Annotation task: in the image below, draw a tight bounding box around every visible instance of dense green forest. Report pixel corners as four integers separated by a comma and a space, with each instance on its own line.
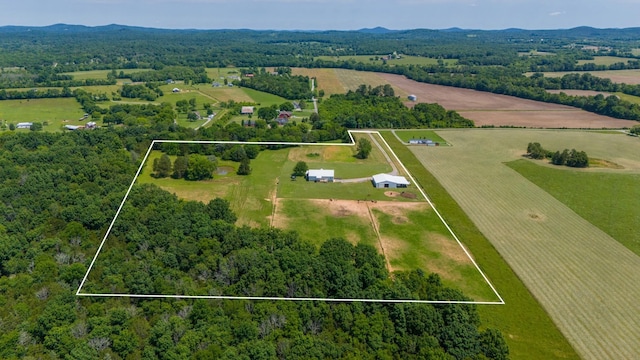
0, 129, 508, 359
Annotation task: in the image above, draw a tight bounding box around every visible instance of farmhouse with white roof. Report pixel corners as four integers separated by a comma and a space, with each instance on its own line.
306, 169, 334, 182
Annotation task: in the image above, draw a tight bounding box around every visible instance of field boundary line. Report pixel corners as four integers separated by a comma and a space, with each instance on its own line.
77, 131, 503, 305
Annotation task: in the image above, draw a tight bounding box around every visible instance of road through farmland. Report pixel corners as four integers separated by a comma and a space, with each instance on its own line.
410, 129, 640, 360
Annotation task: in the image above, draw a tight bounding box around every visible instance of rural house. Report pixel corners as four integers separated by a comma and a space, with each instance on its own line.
276, 111, 292, 125
372, 173, 410, 188
241, 106, 254, 115
306, 169, 334, 182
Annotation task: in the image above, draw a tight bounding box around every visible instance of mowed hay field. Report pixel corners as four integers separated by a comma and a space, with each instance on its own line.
377, 72, 639, 128
292, 68, 409, 98
538, 69, 640, 85
409, 129, 640, 359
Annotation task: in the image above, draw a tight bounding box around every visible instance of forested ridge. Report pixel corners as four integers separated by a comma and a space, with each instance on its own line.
0, 128, 508, 359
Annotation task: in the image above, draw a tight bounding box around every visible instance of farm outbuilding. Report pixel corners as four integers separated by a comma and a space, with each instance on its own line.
306, 169, 334, 182
16, 122, 33, 129
241, 106, 254, 115
372, 174, 410, 188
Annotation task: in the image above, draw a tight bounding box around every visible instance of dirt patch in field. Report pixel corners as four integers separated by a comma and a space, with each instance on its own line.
379, 73, 639, 128
590, 158, 625, 169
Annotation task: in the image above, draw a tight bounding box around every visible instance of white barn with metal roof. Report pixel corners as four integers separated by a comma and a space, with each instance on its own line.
372, 173, 410, 188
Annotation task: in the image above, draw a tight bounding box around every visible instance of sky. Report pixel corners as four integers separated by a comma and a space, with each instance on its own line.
1, 0, 639, 31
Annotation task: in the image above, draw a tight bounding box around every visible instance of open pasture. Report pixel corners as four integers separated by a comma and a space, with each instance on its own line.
334, 69, 409, 98
315, 55, 456, 67
273, 198, 497, 301
292, 68, 346, 96
409, 128, 640, 359
577, 56, 632, 66
0, 97, 86, 131
506, 159, 640, 256
61, 68, 151, 81
378, 72, 639, 128
536, 69, 640, 85
392, 129, 449, 144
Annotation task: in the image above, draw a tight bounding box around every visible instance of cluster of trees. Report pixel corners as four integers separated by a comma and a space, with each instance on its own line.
318, 85, 474, 129
119, 83, 164, 101
526, 142, 589, 168
238, 68, 313, 100
152, 153, 218, 180
0, 128, 509, 358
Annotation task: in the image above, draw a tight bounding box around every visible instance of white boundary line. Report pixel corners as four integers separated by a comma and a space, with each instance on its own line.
77, 130, 504, 305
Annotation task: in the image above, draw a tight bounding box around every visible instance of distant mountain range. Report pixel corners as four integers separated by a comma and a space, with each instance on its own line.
0, 24, 639, 34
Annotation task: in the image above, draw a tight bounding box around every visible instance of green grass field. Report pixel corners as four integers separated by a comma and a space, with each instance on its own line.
392, 129, 449, 144
404, 129, 640, 359
315, 55, 457, 67
381, 130, 579, 360
577, 56, 632, 66
0, 98, 87, 131
61, 69, 152, 81
241, 87, 287, 106
506, 159, 640, 256
277, 198, 379, 248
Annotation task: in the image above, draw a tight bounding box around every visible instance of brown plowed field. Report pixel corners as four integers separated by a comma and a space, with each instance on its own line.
377, 73, 639, 128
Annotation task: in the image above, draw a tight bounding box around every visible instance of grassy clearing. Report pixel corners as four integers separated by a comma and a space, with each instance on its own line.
241, 87, 287, 106
137, 149, 287, 227
380, 130, 579, 360
61, 68, 152, 80
332, 69, 409, 98
292, 68, 346, 96
0, 98, 86, 131
315, 55, 457, 67
577, 56, 632, 66
205, 67, 241, 80
372, 205, 498, 302
506, 159, 640, 256
393, 129, 449, 144
277, 198, 378, 249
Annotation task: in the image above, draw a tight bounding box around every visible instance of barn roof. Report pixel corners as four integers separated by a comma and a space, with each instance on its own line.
306, 169, 334, 178
372, 173, 410, 185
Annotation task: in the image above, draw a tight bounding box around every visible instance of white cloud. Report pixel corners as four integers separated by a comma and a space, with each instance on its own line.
549, 11, 565, 16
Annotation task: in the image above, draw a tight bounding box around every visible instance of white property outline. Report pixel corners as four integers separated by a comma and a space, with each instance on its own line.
77, 131, 504, 305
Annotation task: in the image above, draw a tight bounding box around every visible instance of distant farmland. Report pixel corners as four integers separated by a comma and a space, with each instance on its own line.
409, 129, 640, 360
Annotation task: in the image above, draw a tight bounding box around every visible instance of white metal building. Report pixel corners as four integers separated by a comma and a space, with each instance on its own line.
306, 169, 334, 182
372, 173, 410, 188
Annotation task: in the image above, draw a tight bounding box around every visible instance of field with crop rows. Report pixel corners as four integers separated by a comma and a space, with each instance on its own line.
409, 129, 640, 359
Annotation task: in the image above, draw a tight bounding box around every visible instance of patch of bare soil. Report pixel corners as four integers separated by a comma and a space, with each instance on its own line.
458, 110, 638, 128
379, 72, 640, 128
590, 158, 624, 169
308, 199, 372, 220
370, 202, 429, 225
